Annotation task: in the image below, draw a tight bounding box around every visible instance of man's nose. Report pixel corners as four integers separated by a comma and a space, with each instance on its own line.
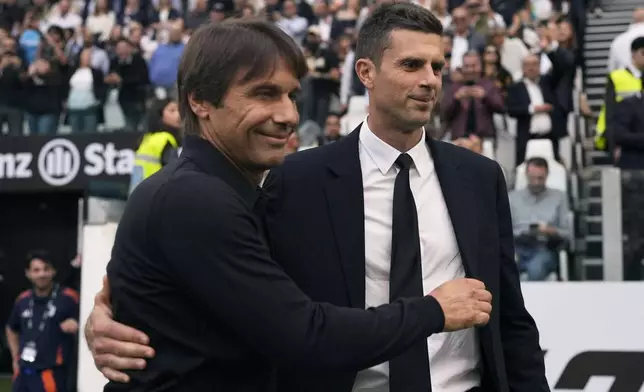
273, 96, 299, 128
419, 66, 440, 88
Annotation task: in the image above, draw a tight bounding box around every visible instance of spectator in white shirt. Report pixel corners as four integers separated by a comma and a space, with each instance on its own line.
86, 0, 116, 42
430, 0, 451, 29
44, 0, 82, 31
276, 0, 309, 45
608, 8, 644, 72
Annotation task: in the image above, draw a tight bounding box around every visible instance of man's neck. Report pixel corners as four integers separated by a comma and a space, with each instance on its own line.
366, 110, 423, 153
34, 284, 54, 297
202, 133, 264, 186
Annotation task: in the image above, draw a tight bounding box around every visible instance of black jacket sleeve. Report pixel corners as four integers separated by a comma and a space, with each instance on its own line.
495, 163, 549, 392
613, 97, 644, 149
154, 175, 445, 372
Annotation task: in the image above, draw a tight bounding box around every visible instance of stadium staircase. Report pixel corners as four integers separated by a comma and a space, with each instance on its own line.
575, 0, 640, 279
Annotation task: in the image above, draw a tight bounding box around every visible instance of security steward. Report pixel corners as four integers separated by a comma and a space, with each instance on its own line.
613, 40, 644, 168
5, 252, 80, 392
129, 99, 182, 194
595, 36, 644, 160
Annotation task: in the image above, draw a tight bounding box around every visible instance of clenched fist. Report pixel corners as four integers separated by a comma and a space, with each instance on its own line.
430, 278, 492, 331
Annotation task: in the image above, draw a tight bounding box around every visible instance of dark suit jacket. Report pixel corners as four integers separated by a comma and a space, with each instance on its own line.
613, 94, 644, 169
546, 47, 576, 139
263, 127, 548, 392
506, 77, 557, 137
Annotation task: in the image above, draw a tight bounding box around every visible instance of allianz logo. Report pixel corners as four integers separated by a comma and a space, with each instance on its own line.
0, 139, 134, 186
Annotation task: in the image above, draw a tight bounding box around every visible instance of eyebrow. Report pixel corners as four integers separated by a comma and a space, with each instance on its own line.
248, 82, 302, 96
432, 60, 446, 70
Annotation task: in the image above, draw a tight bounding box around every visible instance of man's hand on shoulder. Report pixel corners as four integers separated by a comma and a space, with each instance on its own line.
85, 276, 155, 382
430, 278, 492, 331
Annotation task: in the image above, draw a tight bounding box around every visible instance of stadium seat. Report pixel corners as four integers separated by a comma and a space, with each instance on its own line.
514, 139, 568, 192
341, 95, 368, 135
482, 139, 495, 160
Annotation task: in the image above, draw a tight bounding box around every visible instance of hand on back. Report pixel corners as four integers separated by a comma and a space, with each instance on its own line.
85, 276, 155, 382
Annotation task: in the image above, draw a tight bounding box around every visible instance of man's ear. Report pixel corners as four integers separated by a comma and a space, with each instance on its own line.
355, 58, 376, 90
187, 93, 210, 120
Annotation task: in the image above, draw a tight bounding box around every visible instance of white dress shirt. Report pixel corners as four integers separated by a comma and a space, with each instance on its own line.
524, 78, 552, 135
352, 121, 481, 392
451, 34, 469, 71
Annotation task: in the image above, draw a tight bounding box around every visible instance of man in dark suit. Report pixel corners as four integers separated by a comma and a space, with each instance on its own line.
507, 54, 558, 165
84, 4, 547, 392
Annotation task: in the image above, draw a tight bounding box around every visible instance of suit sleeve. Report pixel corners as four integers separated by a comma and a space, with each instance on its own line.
156, 175, 445, 372
495, 163, 549, 392
505, 84, 530, 118
613, 98, 644, 149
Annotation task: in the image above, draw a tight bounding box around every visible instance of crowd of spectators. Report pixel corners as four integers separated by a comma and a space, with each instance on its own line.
0, 0, 579, 139
0, 0, 637, 285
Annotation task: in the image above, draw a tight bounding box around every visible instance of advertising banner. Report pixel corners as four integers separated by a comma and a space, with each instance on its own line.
522, 283, 644, 392
0, 133, 140, 192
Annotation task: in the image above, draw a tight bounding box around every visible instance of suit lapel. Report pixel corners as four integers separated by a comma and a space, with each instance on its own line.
324, 127, 366, 308
426, 136, 480, 278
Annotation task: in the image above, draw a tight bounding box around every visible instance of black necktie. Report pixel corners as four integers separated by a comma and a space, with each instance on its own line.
389, 153, 431, 392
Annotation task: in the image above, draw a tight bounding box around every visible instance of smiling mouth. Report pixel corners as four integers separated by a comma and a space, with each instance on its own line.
410, 96, 434, 103
258, 132, 290, 142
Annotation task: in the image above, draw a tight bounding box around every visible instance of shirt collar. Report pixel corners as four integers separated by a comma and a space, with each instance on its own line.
359, 118, 433, 177
181, 135, 259, 208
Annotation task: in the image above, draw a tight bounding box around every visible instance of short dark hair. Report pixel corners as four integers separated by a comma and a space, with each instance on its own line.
631, 36, 644, 52
355, 2, 443, 67
178, 19, 308, 136
526, 157, 549, 171
26, 250, 53, 269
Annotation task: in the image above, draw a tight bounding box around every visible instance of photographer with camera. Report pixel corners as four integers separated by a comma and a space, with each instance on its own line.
509, 157, 571, 281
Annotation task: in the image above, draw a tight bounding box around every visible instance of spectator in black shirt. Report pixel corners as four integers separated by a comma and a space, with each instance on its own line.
106, 37, 149, 131
0, 35, 25, 135
0, 0, 25, 33
24, 58, 64, 135
306, 31, 343, 127
84, 20, 467, 391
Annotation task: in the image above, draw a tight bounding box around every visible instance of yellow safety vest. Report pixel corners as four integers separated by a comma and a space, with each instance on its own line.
595, 69, 642, 150
129, 131, 178, 194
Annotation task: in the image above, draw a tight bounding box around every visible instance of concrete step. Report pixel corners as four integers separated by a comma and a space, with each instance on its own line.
584, 50, 610, 59
586, 67, 608, 77
585, 41, 612, 51
585, 87, 606, 96
586, 58, 609, 68
587, 12, 634, 26
601, 0, 642, 6
581, 257, 603, 266
586, 76, 608, 86
604, 3, 642, 12
584, 33, 621, 42
586, 21, 630, 31
587, 98, 604, 108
